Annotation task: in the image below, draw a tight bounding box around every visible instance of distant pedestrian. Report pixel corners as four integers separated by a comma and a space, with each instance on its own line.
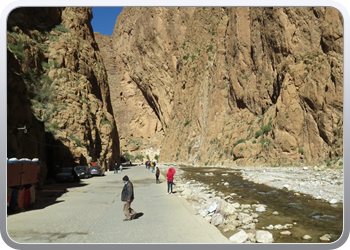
151, 162, 155, 173
120, 165, 123, 172
155, 167, 160, 184
121, 175, 136, 221
167, 168, 175, 194
114, 163, 118, 174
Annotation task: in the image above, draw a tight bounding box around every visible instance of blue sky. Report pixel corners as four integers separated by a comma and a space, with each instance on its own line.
91, 7, 123, 36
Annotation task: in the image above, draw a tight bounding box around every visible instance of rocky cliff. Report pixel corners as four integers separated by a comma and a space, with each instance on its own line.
94, 32, 163, 160
108, 7, 343, 166
7, 7, 119, 179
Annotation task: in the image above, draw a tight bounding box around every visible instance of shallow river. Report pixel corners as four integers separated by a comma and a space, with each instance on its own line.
179, 166, 343, 243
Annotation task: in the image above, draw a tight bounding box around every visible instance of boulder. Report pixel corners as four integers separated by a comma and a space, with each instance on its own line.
255, 230, 274, 243
274, 224, 283, 230
280, 231, 292, 236
255, 205, 266, 212
303, 235, 312, 240
241, 215, 254, 225
329, 199, 338, 204
216, 200, 236, 216
229, 230, 249, 243
210, 213, 224, 226
320, 234, 332, 242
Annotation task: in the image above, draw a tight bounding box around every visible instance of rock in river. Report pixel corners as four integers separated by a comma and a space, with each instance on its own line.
302, 235, 312, 240
280, 231, 292, 236
229, 229, 248, 243
329, 199, 338, 204
320, 234, 332, 242
255, 230, 274, 243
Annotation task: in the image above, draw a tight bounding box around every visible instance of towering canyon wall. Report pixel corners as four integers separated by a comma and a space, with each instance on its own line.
95, 32, 163, 160
108, 7, 343, 166
7, 7, 119, 179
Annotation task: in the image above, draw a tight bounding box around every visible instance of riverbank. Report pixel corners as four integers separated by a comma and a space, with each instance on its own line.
158, 163, 343, 243
161, 162, 343, 203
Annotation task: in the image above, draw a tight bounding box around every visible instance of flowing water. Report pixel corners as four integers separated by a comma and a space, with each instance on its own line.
179, 166, 343, 243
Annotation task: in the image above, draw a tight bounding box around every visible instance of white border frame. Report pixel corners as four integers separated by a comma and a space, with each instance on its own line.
1, 1, 348, 250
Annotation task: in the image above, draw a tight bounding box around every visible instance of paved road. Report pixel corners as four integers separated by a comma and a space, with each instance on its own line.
6, 164, 230, 244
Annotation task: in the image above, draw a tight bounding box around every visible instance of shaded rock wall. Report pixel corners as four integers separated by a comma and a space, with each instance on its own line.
106, 7, 343, 166
7, 7, 119, 179
94, 32, 163, 160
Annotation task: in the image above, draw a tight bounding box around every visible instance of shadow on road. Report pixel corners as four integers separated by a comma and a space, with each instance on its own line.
132, 212, 144, 220
7, 180, 89, 216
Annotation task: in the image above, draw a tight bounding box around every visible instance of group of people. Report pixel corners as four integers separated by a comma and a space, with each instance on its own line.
120, 166, 175, 221
145, 160, 157, 173
145, 160, 161, 183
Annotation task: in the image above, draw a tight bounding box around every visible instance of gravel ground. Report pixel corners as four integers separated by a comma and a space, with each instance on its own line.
234, 165, 344, 204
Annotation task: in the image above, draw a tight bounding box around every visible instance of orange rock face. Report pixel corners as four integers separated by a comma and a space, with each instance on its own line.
105, 7, 343, 166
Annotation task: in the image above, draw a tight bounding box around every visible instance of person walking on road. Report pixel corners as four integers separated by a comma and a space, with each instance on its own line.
114, 163, 118, 174
155, 167, 160, 184
167, 168, 175, 194
120, 164, 123, 172
121, 175, 136, 221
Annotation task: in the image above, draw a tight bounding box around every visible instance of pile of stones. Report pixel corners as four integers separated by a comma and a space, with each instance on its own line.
174, 179, 274, 243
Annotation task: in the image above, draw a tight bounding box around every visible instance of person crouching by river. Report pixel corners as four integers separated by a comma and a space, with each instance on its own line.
167, 168, 175, 194
121, 175, 136, 221
155, 167, 160, 184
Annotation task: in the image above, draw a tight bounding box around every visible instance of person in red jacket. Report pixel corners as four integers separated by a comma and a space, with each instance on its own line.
167, 168, 175, 194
